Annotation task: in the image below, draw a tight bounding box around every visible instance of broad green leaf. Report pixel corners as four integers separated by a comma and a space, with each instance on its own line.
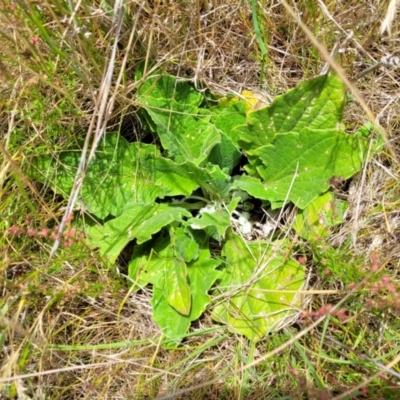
237, 74, 345, 154
137, 73, 221, 165
193, 163, 232, 199
86, 204, 191, 263
212, 230, 305, 341
149, 158, 232, 200
187, 209, 230, 241
212, 101, 247, 146
235, 111, 276, 152
128, 235, 171, 289
186, 247, 222, 320
164, 256, 191, 316
235, 128, 369, 209
127, 234, 191, 315
147, 105, 221, 165
129, 234, 220, 344
293, 192, 349, 241
151, 286, 190, 345
232, 175, 271, 202
136, 72, 203, 108
143, 156, 200, 197
28, 134, 163, 218
127, 240, 157, 289
262, 73, 345, 133
170, 228, 199, 262
152, 246, 221, 345
208, 132, 242, 174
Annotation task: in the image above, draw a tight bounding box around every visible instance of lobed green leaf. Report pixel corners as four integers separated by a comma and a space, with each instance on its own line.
235, 128, 369, 209
28, 134, 164, 218
87, 204, 191, 263
212, 229, 305, 341
137, 74, 221, 165
128, 233, 220, 344
293, 192, 349, 241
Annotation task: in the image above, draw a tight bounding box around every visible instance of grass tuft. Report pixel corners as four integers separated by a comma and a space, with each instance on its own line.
1, 1, 400, 399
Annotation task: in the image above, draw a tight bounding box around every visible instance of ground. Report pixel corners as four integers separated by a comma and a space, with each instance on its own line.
1, 1, 400, 399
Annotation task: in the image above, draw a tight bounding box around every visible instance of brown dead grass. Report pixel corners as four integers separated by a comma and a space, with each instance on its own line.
1, 1, 400, 399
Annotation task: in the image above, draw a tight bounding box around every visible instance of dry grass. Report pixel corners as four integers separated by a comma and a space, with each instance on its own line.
1, 1, 400, 399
